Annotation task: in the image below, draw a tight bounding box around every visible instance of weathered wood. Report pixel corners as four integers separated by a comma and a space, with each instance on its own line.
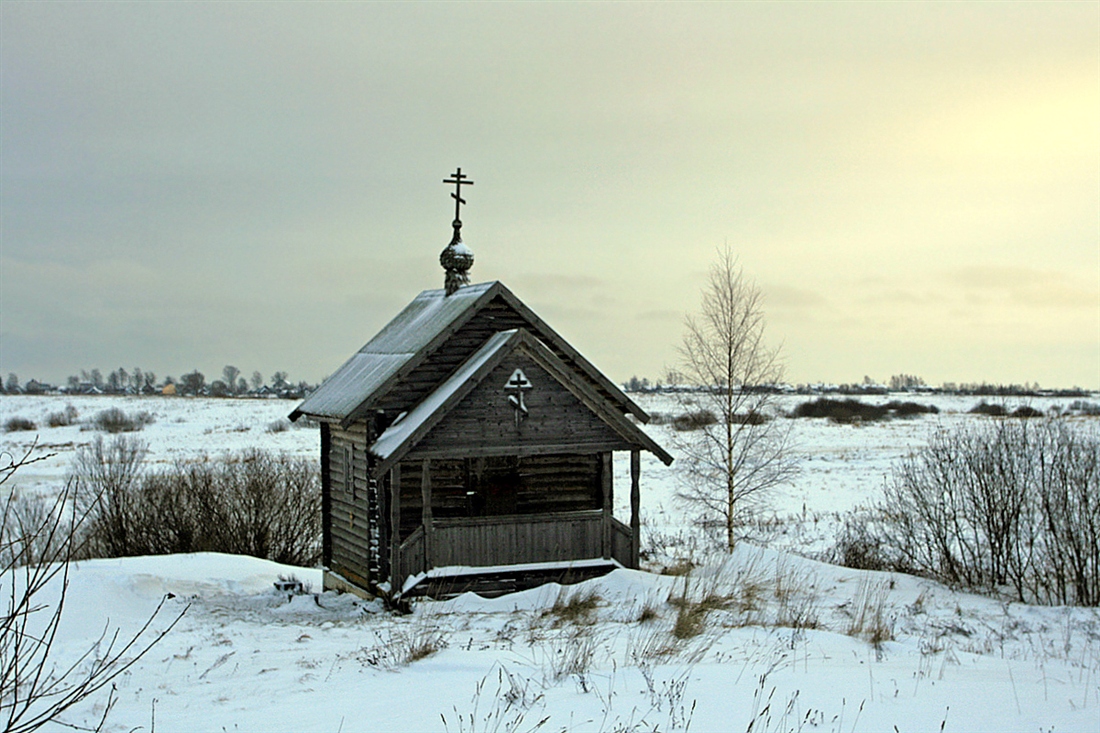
398, 526, 425, 586
601, 453, 612, 560
395, 350, 638, 463
321, 423, 332, 567
310, 283, 672, 596
326, 425, 373, 584
405, 441, 633, 462
610, 517, 632, 567
421, 458, 432, 572
389, 467, 401, 593
432, 511, 606, 566
630, 449, 640, 569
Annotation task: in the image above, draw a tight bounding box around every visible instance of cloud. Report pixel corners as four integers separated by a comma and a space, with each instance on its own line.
764, 284, 828, 309
949, 266, 1098, 309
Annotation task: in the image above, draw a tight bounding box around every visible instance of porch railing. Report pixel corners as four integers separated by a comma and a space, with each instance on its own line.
397, 509, 634, 584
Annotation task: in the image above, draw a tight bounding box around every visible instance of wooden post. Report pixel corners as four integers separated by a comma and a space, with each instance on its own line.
601, 453, 612, 560
630, 449, 641, 569
421, 459, 432, 573
389, 466, 401, 594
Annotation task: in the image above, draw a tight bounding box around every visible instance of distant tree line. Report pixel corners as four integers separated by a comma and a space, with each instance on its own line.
622, 373, 1092, 398
1, 366, 318, 399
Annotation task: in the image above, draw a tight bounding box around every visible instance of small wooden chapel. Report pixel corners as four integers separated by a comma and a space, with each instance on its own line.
291, 169, 672, 599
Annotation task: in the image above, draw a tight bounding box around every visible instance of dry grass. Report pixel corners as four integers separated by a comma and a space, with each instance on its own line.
542, 587, 601, 627
845, 577, 894, 647
660, 559, 697, 577
671, 603, 709, 640
356, 609, 449, 668
636, 602, 661, 624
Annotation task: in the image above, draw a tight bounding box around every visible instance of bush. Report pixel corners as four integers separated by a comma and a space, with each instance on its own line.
266, 419, 291, 433
92, 407, 155, 433
73, 437, 321, 566
883, 400, 939, 417
873, 419, 1100, 606
3, 417, 36, 432
1011, 406, 1044, 418
969, 401, 1007, 416
671, 410, 718, 431
791, 398, 936, 423
830, 510, 895, 572
46, 404, 79, 427
1069, 400, 1100, 416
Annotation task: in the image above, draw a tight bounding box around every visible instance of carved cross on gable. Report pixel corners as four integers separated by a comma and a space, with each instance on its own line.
504, 368, 532, 425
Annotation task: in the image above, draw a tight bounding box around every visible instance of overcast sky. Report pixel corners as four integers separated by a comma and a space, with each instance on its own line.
2, 2, 1097, 389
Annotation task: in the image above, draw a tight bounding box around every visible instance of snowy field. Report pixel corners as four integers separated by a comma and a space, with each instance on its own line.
1, 393, 1099, 731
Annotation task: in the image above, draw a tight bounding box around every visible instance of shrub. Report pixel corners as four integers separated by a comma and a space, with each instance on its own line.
671, 410, 718, 431
1069, 400, 1100, 416
876, 419, 1100, 606
1011, 406, 1044, 418
792, 398, 936, 423
883, 400, 939, 417
266, 419, 291, 433
73, 437, 321, 566
92, 407, 155, 433
969, 401, 1007, 416
3, 417, 36, 432
830, 509, 897, 572
46, 404, 79, 427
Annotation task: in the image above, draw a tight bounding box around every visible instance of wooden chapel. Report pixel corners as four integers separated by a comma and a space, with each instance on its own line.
290, 169, 672, 599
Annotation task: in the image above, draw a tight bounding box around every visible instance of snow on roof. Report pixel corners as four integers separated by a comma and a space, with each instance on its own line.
369, 329, 516, 460
292, 282, 496, 420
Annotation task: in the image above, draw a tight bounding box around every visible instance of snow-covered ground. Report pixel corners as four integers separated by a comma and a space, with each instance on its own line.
2, 393, 1098, 731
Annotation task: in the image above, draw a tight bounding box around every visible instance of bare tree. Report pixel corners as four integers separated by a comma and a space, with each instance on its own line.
0, 444, 183, 731
250, 371, 264, 391
222, 365, 241, 395
179, 370, 205, 396
270, 371, 289, 391
673, 248, 798, 550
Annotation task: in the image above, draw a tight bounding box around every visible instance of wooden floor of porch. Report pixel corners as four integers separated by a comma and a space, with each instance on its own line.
399, 557, 623, 599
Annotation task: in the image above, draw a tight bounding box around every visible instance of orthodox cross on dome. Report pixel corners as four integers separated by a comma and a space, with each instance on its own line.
443, 167, 474, 226
440, 167, 476, 296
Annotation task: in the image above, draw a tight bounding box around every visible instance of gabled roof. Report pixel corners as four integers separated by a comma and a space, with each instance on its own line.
368, 328, 673, 476
290, 281, 647, 425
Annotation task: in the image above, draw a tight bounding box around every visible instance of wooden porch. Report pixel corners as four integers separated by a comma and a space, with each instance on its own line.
390, 451, 643, 598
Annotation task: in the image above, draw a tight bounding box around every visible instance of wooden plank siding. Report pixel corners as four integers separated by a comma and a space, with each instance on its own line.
409, 352, 634, 458
326, 423, 375, 587
374, 297, 627, 424
431, 511, 607, 567
610, 517, 633, 567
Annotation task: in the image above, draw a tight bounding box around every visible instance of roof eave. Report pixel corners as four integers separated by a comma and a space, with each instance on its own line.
340, 283, 505, 429
491, 283, 650, 423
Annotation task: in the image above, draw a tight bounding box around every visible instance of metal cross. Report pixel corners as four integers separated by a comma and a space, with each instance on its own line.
443, 168, 474, 223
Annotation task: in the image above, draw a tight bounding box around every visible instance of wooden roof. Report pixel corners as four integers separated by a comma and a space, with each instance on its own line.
368, 328, 674, 476
290, 281, 648, 426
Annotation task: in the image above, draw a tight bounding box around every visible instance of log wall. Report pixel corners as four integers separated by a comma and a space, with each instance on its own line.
327, 423, 376, 586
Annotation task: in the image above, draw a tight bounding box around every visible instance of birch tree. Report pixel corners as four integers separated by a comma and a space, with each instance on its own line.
674, 248, 798, 550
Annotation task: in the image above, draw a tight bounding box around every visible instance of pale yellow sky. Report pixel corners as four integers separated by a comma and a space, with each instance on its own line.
2, 2, 1097, 388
